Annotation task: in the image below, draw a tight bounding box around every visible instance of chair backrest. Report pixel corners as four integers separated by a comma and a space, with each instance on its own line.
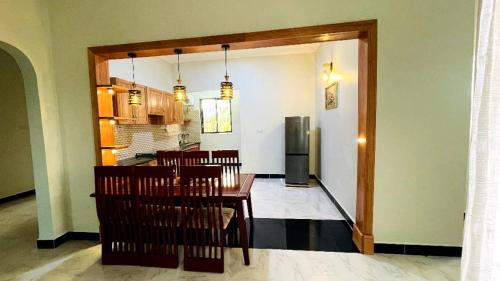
212, 150, 239, 164
157, 150, 183, 177
134, 165, 178, 268
183, 150, 210, 166
212, 150, 240, 187
180, 165, 224, 268
94, 166, 138, 265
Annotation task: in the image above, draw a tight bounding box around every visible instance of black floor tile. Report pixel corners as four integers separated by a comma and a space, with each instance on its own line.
246, 218, 358, 253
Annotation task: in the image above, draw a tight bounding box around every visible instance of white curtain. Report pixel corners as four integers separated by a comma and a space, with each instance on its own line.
461, 0, 500, 280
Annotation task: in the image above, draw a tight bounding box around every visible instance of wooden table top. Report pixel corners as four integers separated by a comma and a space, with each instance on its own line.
92, 173, 255, 201
213, 173, 255, 199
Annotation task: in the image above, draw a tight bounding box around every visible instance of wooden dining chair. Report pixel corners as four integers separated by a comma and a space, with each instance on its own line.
183, 150, 210, 166
94, 166, 139, 265
134, 165, 179, 268
212, 150, 240, 178
157, 150, 183, 178
180, 165, 235, 273
212, 150, 253, 222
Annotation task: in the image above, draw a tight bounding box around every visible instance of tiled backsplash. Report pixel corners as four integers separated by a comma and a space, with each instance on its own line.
114, 106, 201, 160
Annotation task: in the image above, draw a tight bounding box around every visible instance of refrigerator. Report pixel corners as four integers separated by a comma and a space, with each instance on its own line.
285, 116, 310, 186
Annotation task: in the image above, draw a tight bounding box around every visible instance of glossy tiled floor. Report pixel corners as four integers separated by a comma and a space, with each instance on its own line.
0, 195, 460, 280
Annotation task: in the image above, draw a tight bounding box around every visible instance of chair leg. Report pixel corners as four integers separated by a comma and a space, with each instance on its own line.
246, 193, 254, 223
235, 201, 250, 265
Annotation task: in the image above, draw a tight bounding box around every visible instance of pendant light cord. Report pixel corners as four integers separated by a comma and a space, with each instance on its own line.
177, 52, 181, 81
131, 56, 136, 87
225, 46, 228, 77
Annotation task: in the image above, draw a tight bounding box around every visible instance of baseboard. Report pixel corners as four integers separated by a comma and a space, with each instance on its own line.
255, 174, 316, 179
37, 232, 100, 249
255, 174, 285, 178
374, 243, 462, 257
313, 175, 354, 227
0, 189, 35, 204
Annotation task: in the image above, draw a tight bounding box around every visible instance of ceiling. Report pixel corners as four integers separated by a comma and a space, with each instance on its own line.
159, 43, 320, 64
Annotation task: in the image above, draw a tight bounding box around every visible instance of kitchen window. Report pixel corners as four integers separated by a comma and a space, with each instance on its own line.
200, 98, 232, 134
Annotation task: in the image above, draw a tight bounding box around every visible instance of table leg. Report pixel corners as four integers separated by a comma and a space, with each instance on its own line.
247, 193, 254, 223
236, 200, 250, 265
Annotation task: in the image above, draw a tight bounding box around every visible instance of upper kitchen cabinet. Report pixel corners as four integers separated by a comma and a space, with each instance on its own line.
110, 77, 132, 89
174, 101, 184, 124
115, 92, 135, 124
111, 77, 148, 125
163, 93, 175, 125
162, 94, 184, 125
132, 84, 148, 124
147, 87, 165, 116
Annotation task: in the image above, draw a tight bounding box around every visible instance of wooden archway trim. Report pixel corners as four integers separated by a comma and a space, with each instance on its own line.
88, 19, 377, 254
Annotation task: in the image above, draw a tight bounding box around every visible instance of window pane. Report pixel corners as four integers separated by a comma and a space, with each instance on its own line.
217, 100, 232, 132
201, 99, 217, 133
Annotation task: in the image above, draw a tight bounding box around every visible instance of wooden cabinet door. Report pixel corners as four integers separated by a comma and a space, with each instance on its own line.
174, 101, 184, 124
163, 94, 175, 125
147, 88, 165, 115
133, 84, 149, 124
110, 77, 132, 89
115, 92, 135, 124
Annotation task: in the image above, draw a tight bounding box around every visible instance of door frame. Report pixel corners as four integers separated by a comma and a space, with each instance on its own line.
87, 19, 377, 254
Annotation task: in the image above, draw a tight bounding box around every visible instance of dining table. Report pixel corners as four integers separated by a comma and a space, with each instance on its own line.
91, 171, 255, 266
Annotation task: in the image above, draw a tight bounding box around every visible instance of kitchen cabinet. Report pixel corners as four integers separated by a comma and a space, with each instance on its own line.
114, 84, 148, 125
163, 94, 176, 125
132, 84, 148, 124
174, 101, 184, 124
147, 87, 165, 115
110, 77, 132, 89
115, 92, 135, 124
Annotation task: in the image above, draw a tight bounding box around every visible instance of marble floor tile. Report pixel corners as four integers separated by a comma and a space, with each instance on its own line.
247, 178, 345, 220
0, 196, 460, 281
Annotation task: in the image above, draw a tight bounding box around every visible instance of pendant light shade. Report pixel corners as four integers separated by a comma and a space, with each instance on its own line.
127, 53, 142, 106
173, 49, 187, 102
220, 44, 233, 100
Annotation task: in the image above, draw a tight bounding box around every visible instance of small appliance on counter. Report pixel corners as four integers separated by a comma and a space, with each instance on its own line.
135, 152, 156, 159
178, 132, 190, 147
285, 116, 310, 187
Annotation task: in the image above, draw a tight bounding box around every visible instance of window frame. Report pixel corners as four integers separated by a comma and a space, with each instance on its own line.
200, 98, 233, 134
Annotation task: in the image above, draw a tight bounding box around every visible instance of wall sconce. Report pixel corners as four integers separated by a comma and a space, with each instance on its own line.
323, 62, 342, 83
357, 137, 367, 144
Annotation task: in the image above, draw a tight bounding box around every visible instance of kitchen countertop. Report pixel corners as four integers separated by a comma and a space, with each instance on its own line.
116, 142, 201, 166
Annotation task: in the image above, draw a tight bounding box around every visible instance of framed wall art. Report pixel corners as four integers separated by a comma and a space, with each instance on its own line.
325, 82, 338, 110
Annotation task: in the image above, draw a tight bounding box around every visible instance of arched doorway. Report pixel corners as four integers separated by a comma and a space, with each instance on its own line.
0, 41, 55, 243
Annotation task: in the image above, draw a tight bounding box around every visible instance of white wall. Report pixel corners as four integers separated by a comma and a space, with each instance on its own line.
0, 49, 34, 199
187, 90, 241, 152
44, 0, 473, 246
315, 40, 359, 221
181, 54, 316, 174
109, 57, 174, 91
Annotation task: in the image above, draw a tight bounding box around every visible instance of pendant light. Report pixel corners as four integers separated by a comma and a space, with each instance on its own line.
220, 44, 233, 100
127, 53, 142, 106
173, 49, 187, 102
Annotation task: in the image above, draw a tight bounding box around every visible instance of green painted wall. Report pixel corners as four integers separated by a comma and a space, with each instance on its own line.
0, 49, 34, 199
47, 0, 474, 245
1, 0, 474, 246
